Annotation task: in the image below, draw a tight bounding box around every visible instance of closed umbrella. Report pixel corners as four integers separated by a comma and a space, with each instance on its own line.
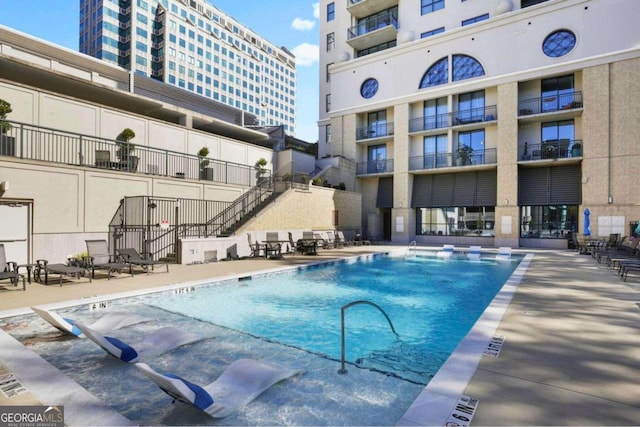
583, 208, 591, 236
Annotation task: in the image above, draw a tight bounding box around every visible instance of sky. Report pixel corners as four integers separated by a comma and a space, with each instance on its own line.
0, 0, 320, 142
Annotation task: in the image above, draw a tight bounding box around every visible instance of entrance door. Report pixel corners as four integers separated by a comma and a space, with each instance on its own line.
0, 203, 29, 264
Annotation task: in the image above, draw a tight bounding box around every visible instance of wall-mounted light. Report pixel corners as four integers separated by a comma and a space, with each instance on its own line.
504, 199, 509, 206
0, 181, 8, 196
582, 176, 590, 184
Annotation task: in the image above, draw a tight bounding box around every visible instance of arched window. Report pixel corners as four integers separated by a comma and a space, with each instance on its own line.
542, 29, 576, 58
419, 57, 448, 88
452, 54, 484, 82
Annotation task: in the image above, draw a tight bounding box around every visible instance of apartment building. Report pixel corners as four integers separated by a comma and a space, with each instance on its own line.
319, 0, 640, 248
80, 0, 297, 134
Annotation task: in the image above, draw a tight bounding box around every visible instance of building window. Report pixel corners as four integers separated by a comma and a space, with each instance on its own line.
541, 74, 575, 112
416, 207, 495, 237
542, 29, 576, 58
520, 205, 578, 239
326, 63, 333, 82
423, 134, 448, 168
452, 54, 484, 81
457, 129, 485, 165
327, 2, 335, 21
423, 97, 448, 130
326, 124, 332, 143
326, 93, 331, 112
421, 27, 445, 38
419, 57, 448, 88
326, 32, 335, 52
360, 78, 379, 99
356, 40, 397, 58
421, 0, 445, 15
457, 90, 485, 123
462, 13, 489, 26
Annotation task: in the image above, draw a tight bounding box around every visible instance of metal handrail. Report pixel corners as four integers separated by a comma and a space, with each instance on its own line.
0, 119, 265, 185
338, 300, 399, 375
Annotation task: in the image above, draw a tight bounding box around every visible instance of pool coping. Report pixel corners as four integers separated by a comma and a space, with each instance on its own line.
396, 252, 533, 426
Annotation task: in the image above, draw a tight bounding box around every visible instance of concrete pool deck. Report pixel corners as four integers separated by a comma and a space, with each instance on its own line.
1, 246, 639, 425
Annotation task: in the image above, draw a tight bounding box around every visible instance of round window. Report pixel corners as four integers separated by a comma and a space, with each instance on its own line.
360, 78, 379, 99
542, 29, 576, 58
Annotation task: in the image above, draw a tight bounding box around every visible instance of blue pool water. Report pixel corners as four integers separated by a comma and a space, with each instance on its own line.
1, 251, 522, 426
145, 253, 520, 384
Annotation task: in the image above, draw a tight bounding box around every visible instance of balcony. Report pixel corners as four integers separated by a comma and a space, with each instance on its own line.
519, 139, 583, 161
356, 122, 394, 141
518, 91, 583, 117
347, 13, 398, 50
347, 0, 399, 19
409, 105, 497, 133
409, 148, 497, 171
356, 159, 394, 176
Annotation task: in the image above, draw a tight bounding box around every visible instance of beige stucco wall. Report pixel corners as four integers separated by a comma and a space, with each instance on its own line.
246, 186, 362, 233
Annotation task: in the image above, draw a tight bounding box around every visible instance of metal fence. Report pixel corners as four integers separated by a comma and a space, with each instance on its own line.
0, 119, 266, 186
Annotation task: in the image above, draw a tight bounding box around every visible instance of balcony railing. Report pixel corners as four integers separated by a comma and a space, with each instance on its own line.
519, 139, 583, 161
409, 148, 497, 170
356, 159, 394, 175
0, 120, 267, 186
356, 122, 395, 140
348, 12, 398, 39
518, 91, 583, 116
409, 105, 497, 133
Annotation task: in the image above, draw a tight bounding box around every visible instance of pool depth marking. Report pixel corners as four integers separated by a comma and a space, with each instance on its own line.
445, 395, 479, 427
483, 334, 505, 358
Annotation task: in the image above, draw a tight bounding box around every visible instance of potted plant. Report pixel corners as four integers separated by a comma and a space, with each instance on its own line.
543, 144, 557, 159
312, 177, 322, 186
254, 157, 268, 184
116, 128, 138, 172
197, 146, 213, 181
571, 141, 582, 157
457, 144, 473, 166
521, 142, 531, 161
0, 98, 16, 156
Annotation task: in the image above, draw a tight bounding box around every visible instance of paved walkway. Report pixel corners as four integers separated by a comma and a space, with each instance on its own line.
1, 246, 639, 425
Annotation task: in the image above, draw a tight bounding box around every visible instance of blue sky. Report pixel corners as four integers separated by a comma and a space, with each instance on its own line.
0, 0, 320, 142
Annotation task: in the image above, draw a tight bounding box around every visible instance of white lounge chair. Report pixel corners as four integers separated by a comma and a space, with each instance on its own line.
496, 247, 512, 261
75, 321, 203, 362
467, 246, 482, 260
136, 359, 302, 418
437, 244, 455, 258
31, 306, 147, 337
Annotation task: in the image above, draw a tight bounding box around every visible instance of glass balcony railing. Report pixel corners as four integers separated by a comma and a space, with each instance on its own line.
348, 13, 398, 39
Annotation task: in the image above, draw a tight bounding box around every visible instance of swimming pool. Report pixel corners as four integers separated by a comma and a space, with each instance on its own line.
1, 250, 524, 425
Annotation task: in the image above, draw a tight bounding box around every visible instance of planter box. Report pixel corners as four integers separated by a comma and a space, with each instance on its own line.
0, 134, 16, 156
200, 168, 214, 181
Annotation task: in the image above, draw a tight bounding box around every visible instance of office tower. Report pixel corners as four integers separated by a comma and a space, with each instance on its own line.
80, 0, 297, 134
318, 0, 640, 247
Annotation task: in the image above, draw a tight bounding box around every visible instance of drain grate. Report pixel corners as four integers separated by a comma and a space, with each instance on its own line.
483, 334, 505, 358
445, 394, 479, 426
0, 373, 28, 398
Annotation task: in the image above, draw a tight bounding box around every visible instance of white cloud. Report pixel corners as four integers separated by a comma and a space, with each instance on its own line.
292, 17, 315, 30
313, 3, 320, 19
291, 43, 319, 67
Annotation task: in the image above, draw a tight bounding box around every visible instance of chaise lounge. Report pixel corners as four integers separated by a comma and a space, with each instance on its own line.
0, 244, 25, 291
117, 248, 169, 275
85, 239, 130, 279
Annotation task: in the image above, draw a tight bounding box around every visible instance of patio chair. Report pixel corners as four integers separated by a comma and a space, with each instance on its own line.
31, 305, 148, 337
0, 244, 25, 291
75, 321, 203, 363
117, 248, 169, 275
467, 246, 482, 260
136, 359, 302, 418
287, 232, 298, 254
34, 259, 91, 286
264, 232, 282, 259
247, 233, 265, 258
85, 239, 130, 280
437, 244, 455, 258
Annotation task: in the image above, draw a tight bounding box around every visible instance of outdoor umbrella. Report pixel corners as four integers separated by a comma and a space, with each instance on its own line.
583, 208, 591, 236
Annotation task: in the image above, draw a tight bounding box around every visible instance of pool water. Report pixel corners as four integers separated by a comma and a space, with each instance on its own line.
1, 251, 521, 426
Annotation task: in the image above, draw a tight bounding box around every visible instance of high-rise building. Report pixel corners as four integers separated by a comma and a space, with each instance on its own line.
80, 0, 297, 134
319, 0, 640, 248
